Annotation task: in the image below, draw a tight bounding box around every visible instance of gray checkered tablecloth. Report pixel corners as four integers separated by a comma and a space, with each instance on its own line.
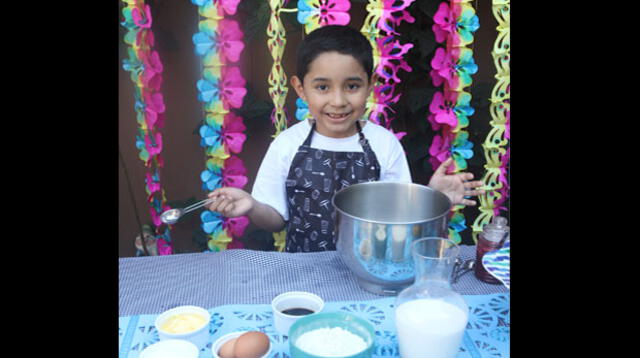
119, 245, 507, 316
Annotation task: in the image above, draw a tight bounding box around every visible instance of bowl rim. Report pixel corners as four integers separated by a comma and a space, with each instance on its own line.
271, 291, 325, 318
139, 339, 199, 358
211, 331, 272, 358
154, 305, 211, 336
332, 181, 453, 224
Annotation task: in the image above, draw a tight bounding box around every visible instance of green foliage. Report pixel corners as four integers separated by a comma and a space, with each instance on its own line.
237, 0, 272, 45
235, 85, 274, 121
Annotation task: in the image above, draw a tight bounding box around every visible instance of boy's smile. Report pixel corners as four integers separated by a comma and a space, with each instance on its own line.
292, 51, 376, 138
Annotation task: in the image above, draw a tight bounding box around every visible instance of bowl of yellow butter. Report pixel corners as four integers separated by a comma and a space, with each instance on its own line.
155, 305, 211, 350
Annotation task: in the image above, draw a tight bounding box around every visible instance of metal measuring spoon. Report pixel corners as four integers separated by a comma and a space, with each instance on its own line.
160, 197, 217, 225
452, 258, 475, 283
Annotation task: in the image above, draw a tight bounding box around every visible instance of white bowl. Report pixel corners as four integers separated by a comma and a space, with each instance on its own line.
154, 305, 211, 350
211, 331, 272, 358
271, 291, 324, 336
139, 339, 199, 358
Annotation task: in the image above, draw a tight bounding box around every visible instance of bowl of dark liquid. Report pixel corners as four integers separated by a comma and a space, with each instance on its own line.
271, 291, 324, 335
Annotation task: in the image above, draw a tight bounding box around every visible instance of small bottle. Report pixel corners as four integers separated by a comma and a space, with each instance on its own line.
474, 216, 509, 284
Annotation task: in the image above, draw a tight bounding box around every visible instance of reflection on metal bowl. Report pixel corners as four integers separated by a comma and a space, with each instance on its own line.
332, 182, 452, 295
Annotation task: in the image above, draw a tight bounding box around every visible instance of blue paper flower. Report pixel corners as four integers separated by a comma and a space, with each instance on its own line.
190, 0, 212, 7
192, 29, 218, 57
200, 210, 223, 234
197, 76, 220, 103
453, 91, 475, 128
449, 212, 467, 232
451, 131, 474, 170
199, 121, 223, 148
295, 97, 312, 121
201, 166, 222, 191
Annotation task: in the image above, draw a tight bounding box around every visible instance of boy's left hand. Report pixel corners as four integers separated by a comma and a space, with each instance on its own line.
428, 157, 485, 206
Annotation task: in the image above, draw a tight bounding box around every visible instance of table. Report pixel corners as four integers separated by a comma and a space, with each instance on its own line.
119, 246, 509, 357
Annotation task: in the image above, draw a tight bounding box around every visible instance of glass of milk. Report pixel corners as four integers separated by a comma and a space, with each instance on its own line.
394, 237, 469, 358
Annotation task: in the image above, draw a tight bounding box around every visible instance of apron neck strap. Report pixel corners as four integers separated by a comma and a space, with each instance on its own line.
304, 120, 367, 146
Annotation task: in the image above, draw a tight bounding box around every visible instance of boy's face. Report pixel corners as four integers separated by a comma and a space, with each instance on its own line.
291, 51, 376, 138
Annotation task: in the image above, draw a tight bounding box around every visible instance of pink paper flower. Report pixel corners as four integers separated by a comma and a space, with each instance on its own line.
430, 47, 459, 90
145, 172, 160, 196
222, 155, 248, 189
368, 84, 400, 127
144, 132, 163, 157
220, 66, 247, 109
222, 112, 247, 154
224, 215, 249, 238
131, 5, 152, 29
377, 0, 416, 34
391, 128, 407, 142
143, 92, 165, 129
156, 237, 173, 255
140, 50, 164, 90
504, 106, 510, 140
144, 92, 166, 114
214, 0, 241, 16
428, 90, 459, 128
226, 238, 245, 249
144, 106, 158, 129
493, 147, 510, 215
218, 19, 245, 63
432, 2, 455, 43
136, 28, 155, 48
375, 36, 413, 84
428, 130, 455, 172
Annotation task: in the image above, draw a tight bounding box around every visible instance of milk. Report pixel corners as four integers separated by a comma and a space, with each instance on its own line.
395, 299, 468, 358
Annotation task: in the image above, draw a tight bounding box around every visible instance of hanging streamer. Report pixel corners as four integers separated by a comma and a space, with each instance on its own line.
472, 0, 509, 241
190, 0, 249, 251
264, 0, 297, 251
358, 0, 415, 141
121, 0, 173, 254
428, 0, 479, 244
267, 0, 291, 138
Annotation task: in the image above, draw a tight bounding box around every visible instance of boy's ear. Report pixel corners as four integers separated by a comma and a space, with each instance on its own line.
290, 76, 307, 101
368, 72, 379, 93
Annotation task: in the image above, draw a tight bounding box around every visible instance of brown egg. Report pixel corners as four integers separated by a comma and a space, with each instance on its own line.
234, 331, 270, 358
218, 337, 237, 358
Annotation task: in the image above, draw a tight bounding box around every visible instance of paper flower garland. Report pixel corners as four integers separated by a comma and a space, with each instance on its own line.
121, 0, 173, 255
428, 0, 479, 244
358, 0, 415, 141
190, 0, 248, 251
472, 0, 510, 242
297, 0, 351, 34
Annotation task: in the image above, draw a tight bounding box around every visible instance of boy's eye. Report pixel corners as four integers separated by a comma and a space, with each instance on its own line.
347, 84, 361, 91
316, 84, 328, 91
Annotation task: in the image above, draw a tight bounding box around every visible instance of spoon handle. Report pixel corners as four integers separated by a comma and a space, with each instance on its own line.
182, 197, 217, 214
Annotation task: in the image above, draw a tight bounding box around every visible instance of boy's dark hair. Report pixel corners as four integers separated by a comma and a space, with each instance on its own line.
296, 25, 373, 83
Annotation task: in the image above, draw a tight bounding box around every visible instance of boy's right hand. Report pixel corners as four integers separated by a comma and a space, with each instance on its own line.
207, 187, 254, 218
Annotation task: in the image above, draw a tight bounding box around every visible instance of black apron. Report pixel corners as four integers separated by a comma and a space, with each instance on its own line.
284, 121, 381, 252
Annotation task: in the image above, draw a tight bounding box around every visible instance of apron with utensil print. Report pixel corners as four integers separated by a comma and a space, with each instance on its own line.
285, 121, 381, 252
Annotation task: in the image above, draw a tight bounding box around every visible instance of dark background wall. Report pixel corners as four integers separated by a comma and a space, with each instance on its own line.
119, 0, 503, 257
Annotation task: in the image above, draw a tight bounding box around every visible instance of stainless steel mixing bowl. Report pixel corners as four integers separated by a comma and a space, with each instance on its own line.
332, 181, 452, 295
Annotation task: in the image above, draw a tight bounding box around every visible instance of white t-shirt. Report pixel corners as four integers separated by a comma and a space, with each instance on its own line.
252, 119, 412, 220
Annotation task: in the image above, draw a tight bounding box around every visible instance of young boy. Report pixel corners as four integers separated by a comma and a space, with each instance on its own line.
208, 25, 484, 252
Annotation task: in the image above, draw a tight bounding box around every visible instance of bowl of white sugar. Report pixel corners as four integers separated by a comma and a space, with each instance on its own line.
288, 312, 375, 358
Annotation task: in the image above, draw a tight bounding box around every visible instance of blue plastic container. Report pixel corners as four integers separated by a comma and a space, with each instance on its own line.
288, 312, 375, 358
